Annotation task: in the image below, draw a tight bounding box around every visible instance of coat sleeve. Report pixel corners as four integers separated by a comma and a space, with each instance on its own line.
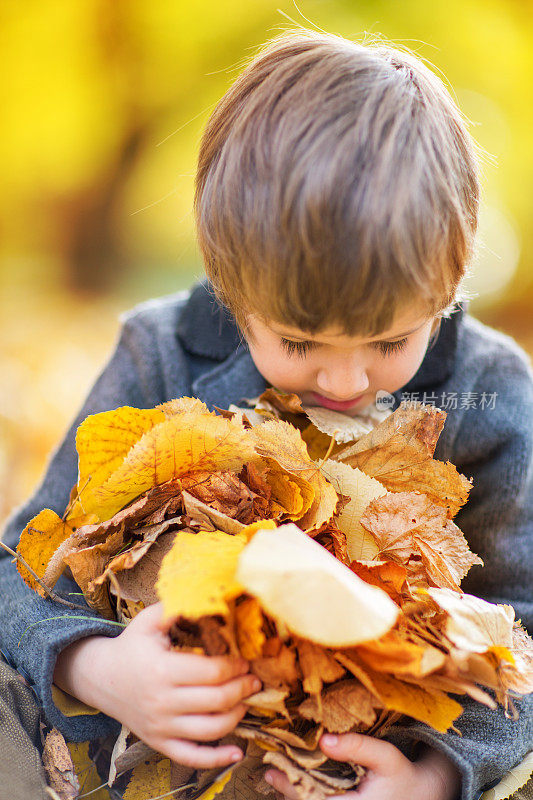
0, 312, 180, 742
386, 351, 533, 800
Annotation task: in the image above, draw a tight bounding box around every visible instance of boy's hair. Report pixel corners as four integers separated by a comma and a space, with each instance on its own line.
194, 29, 480, 338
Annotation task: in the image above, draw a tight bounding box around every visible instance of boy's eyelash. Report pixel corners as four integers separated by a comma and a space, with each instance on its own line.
279, 337, 409, 358
280, 339, 317, 358
374, 337, 409, 356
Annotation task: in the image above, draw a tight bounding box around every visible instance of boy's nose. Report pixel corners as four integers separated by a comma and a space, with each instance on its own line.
316, 360, 370, 400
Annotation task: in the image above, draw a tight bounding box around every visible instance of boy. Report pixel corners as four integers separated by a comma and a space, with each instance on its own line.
1, 30, 532, 800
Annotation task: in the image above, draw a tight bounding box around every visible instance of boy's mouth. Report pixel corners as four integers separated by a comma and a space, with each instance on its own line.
308, 392, 367, 412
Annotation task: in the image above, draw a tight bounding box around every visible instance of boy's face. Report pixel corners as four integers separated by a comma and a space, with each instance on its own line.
244, 308, 438, 416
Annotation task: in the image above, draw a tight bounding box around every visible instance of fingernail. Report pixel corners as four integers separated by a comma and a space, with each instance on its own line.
265, 773, 273, 785
252, 678, 262, 692
238, 659, 249, 672
231, 750, 242, 762
322, 734, 338, 747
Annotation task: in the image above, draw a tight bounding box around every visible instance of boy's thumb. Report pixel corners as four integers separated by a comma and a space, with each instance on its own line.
320, 733, 402, 775
133, 601, 168, 631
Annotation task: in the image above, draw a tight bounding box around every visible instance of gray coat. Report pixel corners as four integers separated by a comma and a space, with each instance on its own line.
1, 282, 532, 800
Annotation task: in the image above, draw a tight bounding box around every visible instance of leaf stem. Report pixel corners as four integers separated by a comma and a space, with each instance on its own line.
0, 541, 88, 610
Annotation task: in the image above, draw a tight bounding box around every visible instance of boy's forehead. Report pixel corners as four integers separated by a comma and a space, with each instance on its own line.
258, 309, 433, 344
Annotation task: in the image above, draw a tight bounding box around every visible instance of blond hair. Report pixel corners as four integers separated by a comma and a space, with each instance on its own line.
194, 29, 480, 337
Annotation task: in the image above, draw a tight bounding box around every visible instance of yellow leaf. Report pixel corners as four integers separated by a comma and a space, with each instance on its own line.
357, 630, 445, 677
335, 652, 462, 732
156, 530, 248, 622
321, 460, 385, 560
236, 597, 266, 659
236, 523, 398, 646
251, 420, 338, 530
157, 396, 210, 416
17, 510, 74, 594
67, 741, 112, 800
196, 765, 235, 800
240, 518, 278, 541
123, 756, 172, 800
76, 406, 165, 497
51, 685, 100, 717
82, 411, 257, 519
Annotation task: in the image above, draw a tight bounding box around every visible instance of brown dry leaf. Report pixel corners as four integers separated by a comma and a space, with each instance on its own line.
63, 527, 126, 618
349, 560, 407, 603
156, 529, 248, 623
263, 751, 361, 800
320, 460, 386, 561
103, 516, 181, 574
243, 687, 291, 719
335, 651, 463, 732
339, 401, 446, 459
236, 524, 398, 647
183, 490, 246, 534
337, 403, 472, 518
108, 530, 177, 609
65, 478, 183, 543
297, 640, 346, 696
235, 597, 266, 660
256, 388, 305, 415
360, 491, 483, 590
299, 679, 377, 732
250, 420, 338, 531
42, 727, 79, 800
212, 745, 275, 800
16, 510, 74, 593
81, 411, 258, 520
263, 723, 324, 752
236, 725, 328, 770
252, 643, 301, 691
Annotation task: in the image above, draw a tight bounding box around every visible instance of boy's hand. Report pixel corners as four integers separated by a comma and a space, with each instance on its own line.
265, 733, 461, 800
53, 602, 262, 768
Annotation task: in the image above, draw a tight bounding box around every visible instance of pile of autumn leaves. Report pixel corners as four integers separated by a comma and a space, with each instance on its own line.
17, 392, 533, 800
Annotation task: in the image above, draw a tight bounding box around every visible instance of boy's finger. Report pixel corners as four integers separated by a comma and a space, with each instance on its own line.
319, 733, 405, 776
165, 702, 248, 742
264, 769, 300, 800
162, 738, 244, 770
168, 674, 262, 714
165, 651, 249, 685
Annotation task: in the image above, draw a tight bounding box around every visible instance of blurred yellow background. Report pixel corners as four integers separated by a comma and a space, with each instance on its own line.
1, 0, 532, 530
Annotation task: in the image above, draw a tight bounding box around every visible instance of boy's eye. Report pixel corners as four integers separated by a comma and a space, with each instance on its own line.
372, 337, 409, 357
280, 338, 317, 358
280, 337, 409, 358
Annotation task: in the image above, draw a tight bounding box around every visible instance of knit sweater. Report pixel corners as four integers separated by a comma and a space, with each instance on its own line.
1, 281, 532, 800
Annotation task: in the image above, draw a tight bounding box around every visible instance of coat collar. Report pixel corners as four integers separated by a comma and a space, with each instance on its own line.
178, 280, 468, 407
